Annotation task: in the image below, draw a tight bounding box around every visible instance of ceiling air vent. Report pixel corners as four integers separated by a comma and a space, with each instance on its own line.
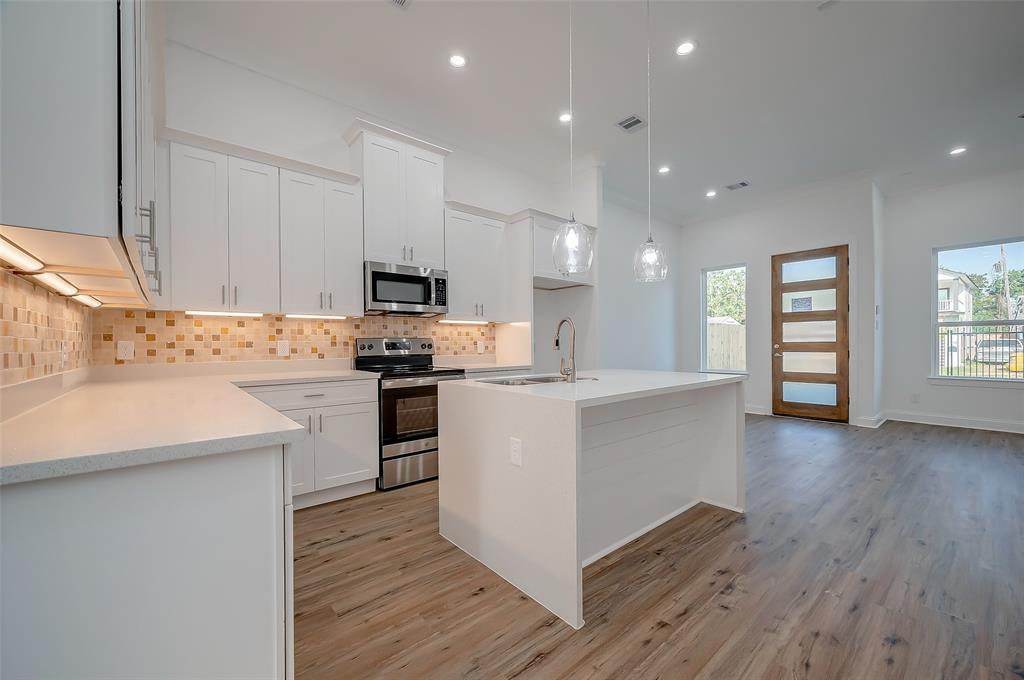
391, 0, 410, 8
616, 115, 647, 133
725, 181, 750, 191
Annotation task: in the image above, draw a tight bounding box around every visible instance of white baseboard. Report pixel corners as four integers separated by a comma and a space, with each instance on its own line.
852, 413, 887, 429
884, 410, 1024, 435
745, 404, 772, 416
293, 478, 376, 509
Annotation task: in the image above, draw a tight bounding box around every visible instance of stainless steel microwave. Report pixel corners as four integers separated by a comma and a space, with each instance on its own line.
364, 261, 448, 317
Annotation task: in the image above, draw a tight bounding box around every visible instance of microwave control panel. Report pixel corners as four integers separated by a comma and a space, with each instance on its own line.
433, 278, 447, 306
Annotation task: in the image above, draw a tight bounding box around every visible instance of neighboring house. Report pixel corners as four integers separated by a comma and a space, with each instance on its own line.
937, 268, 978, 322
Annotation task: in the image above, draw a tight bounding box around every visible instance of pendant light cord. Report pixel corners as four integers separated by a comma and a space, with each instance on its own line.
568, 0, 575, 221
646, 0, 652, 240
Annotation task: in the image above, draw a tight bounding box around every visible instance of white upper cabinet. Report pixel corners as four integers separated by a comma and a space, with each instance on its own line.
170, 144, 229, 311
444, 209, 508, 321
324, 181, 364, 317
346, 121, 451, 270
405, 149, 446, 269
280, 171, 327, 315
228, 158, 280, 313
361, 134, 406, 264
531, 212, 595, 289
280, 171, 364, 317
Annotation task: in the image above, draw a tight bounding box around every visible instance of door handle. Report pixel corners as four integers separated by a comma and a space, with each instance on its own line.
774, 353, 783, 357
773, 344, 780, 349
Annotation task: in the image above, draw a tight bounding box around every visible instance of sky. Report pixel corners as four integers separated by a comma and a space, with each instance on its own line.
938, 239, 1024, 277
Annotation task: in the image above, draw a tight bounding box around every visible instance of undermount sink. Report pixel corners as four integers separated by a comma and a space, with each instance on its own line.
479, 375, 599, 386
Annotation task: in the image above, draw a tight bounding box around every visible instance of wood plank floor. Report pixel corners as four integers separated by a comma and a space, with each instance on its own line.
294, 416, 1024, 680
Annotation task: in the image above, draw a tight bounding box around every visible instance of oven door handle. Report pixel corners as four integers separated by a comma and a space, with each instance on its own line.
381, 374, 465, 390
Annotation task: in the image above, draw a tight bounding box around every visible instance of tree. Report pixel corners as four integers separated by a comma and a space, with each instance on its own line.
706, 268, 746, 325
969, 269, 1024, 320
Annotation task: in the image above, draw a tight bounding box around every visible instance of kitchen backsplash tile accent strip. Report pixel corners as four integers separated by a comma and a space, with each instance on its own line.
0, 270, 93, 386
90, 310, 495, 365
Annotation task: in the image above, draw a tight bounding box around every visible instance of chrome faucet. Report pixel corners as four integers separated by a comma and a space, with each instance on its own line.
554, 317, 577, 383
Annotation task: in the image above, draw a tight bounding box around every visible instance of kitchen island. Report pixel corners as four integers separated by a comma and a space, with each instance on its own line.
438, 369, 745, 629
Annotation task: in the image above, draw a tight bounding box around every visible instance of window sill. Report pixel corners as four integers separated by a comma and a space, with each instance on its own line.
701, 369, 749, 376
927, 376, 1023, 389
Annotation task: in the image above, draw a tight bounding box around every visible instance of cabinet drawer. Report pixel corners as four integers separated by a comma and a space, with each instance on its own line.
245, 380, 378, 410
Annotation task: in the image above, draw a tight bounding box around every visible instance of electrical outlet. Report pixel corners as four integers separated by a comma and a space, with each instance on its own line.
509, 437, 523, 467
116, 340, 135, 361
59, 341, 67, 370
276, 340, 290, 355
476, 340, 484, 354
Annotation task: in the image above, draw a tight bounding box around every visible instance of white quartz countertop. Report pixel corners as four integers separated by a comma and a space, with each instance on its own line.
433, 361, 533, 373
449, 369, 745, 407
0, 369, 379, 486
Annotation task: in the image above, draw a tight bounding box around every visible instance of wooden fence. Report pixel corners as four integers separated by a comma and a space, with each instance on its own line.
706, 321, 746, 370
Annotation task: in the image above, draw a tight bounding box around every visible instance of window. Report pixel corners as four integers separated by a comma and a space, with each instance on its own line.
934, 238, 1023, 381
701, 265, 747, 372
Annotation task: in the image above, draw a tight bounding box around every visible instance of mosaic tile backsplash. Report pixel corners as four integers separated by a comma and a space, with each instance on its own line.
1, 271, 92, 386
91, 309, 495, 365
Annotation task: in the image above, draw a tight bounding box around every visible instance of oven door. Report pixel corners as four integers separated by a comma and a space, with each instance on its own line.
379, 374, 463, 456
364, 261, 447, 316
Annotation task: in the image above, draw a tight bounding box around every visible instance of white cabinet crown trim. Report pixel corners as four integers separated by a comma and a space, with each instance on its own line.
344, 118, 452, 157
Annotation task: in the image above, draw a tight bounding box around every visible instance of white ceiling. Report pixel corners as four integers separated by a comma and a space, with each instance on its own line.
164, 0, 1024, 224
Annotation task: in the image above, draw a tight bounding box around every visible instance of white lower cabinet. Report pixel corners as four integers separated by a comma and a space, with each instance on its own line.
246, 380, 379, 507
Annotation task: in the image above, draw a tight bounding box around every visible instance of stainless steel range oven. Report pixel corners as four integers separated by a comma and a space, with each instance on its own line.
354, 337, 464, 489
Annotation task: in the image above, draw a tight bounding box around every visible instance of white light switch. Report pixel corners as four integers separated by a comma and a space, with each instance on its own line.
509, 437, 523, 467
116, 341, 135, 361
276, 340, 290, 355
476, 340, 484, 354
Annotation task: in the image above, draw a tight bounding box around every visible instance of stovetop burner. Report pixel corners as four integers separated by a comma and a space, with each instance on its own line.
353, 337, 464, 380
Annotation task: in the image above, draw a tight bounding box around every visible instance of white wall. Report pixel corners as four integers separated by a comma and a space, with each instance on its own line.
675, 176, 879, 425
597, 200, 679, 370
883, 169, 1024, 433
163, 41, 562, 216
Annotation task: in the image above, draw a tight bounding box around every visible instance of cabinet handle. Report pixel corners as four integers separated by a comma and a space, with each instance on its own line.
329, 292, 333, 309
234, 286, 238, 305
481, 302, 484, 316
402, 245, 407, 261
136, 200, 156, 245
221, 284, 226, 305
307, 415, 312, 434
319, 413, 323, 433
474, 303, 479, 315
303, 393, 326, 398
410, 246, 414, 261
320, 292, 324, 309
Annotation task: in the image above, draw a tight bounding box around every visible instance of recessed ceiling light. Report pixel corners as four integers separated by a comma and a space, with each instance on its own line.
559, 112, 572, 123
705, 189, 717, 198
676, 41, 696, 56
449, 54, 466, 68
658, 166, 670, 174
949, 146, 967, 156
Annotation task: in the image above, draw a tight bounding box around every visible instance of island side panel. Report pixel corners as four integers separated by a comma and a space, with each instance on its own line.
579, 389, 709, 565
438, 383, 583, 628
0, 446, 288, 679
695, 381, 746, 512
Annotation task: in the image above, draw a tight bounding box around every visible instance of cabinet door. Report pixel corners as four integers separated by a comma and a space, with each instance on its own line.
443, 211, 479, 319
280, 170, 326, 315
170, 143, 229, 310
532, 219, 561, 280
228, 157, 280, 313
324, 181, 363, 317
283, 409, 316, 497
361, 134, 406, 264
314, 403, 379, 491
478, 218, 506, 320
405, 148, 446, 269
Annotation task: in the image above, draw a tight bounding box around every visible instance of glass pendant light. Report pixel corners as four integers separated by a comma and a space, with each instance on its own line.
633, 0, 668, 283
552, 0, 595, 275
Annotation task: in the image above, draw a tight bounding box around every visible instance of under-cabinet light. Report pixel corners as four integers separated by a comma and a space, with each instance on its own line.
285, 314, 348, 320
30, 272, 78, 296
437, 319, 489, 325
0, 236, 44, 272
72, 294, 102, 308
184, 310, 265, 318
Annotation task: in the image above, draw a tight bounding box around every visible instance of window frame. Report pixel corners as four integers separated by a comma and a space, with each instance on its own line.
931, 236, 1024, 384
700, 262, 748, 374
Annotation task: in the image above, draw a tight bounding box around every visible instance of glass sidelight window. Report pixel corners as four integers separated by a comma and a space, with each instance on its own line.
701, 265, 747, 372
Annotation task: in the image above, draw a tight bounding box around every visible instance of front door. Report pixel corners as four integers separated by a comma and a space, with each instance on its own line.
771, 245, 849, 422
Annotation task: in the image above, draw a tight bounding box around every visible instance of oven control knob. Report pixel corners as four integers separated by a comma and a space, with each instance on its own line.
427, 343, 433, 349
421, 343, 427, 349
359, 343, 365, 351
367, 343, 374, 350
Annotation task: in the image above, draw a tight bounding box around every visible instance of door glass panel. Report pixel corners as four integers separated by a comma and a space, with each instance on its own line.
782, 381, 837, 406
782, 256, 836, 283
783, 352, 837, 374
783, 320, 837, 343
782, 289, 836, 313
